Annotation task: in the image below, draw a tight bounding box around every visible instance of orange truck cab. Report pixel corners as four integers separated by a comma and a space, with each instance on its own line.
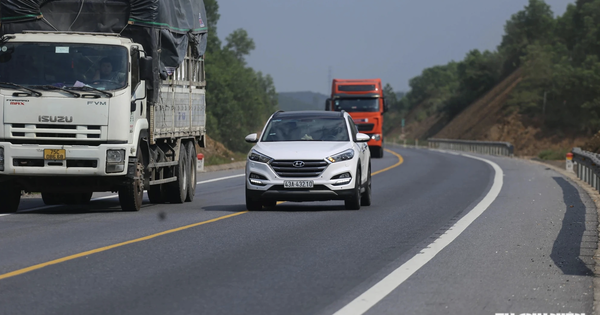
326, 79, 388, 158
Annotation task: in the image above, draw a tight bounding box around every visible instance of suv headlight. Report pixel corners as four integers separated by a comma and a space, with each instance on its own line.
248, 149, 273, 164
106, 149, 126, 173
326, 149, 355, 163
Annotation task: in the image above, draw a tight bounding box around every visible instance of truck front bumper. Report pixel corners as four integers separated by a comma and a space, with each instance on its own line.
0, 142, 133, 176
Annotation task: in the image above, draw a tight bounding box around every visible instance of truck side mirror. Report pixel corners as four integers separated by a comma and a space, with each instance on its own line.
140, 56, 153, 81
325, 98, 331, 111
383, 98, 389, 114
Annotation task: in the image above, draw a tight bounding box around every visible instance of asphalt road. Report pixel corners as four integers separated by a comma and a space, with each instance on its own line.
0, 146, 595, 315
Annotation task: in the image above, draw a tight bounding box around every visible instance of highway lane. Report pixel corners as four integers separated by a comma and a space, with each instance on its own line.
0, 147, 595, 315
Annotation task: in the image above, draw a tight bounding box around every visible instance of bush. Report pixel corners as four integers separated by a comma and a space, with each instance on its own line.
537, 148, 569, 160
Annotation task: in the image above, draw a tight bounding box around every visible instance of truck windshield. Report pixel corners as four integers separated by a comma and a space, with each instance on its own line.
333, 98, 379, 112
0, 42, 128, 91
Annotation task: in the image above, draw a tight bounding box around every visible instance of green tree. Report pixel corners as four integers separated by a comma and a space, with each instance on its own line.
499, 0, 555, 74
203, 0, 278, 152
225, 29, 256, 63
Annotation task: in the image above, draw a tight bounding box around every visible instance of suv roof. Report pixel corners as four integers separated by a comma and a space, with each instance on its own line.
273, 110, 344, 119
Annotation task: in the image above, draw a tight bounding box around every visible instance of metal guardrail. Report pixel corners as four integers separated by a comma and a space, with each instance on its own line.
427, 138, 514, 157
571, 147, 600, 191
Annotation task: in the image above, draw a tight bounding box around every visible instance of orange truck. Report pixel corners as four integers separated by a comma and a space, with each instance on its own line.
326, 79, 388, 158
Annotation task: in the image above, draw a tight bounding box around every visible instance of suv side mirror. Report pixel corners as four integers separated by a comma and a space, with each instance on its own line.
325, 98, 332, 111
140, 56, 153, 81
245, 133, 259, 143
356, 133, 371, 142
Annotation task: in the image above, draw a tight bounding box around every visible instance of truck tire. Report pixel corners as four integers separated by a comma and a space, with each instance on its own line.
371, 146, 384, 158
0, 182, 20, 213
119, 150, 144, 211
148, 185, 167, 204
167, 144, 188, 204
185, 141, 197, 202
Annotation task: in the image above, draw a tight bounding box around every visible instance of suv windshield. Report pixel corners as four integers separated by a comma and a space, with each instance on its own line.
333, 98, 379, 112
0, 42, 128, 91
262, 117, 350, 142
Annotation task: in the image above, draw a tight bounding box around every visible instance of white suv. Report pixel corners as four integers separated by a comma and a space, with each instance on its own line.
244, 110, 372, 210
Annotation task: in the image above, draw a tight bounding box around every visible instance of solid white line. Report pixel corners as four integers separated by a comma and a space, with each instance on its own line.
333, 153, 503, 315
196, 173, 244, 185
11, 173, 245, 214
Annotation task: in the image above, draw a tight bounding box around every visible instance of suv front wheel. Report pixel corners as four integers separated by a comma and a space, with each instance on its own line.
345, 167, 362, 210
245, 188, 263, 211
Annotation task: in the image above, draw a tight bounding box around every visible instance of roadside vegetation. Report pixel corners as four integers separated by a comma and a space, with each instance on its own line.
383, 0, 600, 137
203, 0, 278, 155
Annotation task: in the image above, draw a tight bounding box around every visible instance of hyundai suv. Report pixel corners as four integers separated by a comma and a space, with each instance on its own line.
244, 110, 372, 210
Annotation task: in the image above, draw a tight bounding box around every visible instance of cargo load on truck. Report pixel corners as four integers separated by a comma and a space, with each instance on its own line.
0, 0, 207, 75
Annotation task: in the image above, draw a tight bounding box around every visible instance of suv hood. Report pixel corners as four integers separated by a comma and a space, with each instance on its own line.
252, 142, 353, 160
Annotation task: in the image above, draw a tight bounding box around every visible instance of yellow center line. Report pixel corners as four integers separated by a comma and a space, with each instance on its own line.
1, 149, 404, 281
372, 149, 404, 176
0, 211, 248, 281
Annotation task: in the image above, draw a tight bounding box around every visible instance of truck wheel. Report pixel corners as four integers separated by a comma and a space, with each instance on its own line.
167, 144, 189, 204
371, 146, 384, 158
119, 150, 144, 211
0, 182, 20, 213
185, 141, 197, 202
344, 167, 361, 210
148, 185, 167, 204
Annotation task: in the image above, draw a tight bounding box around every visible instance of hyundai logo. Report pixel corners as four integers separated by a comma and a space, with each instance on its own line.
293, 161, 305, 168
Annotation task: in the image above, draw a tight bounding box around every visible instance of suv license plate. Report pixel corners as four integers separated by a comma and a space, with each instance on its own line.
284, 180, 314, 188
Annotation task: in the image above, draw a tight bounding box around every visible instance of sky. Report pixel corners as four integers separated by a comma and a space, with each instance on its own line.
216, 0, 574, 95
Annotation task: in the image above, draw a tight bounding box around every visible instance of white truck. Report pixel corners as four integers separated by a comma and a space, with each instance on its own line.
0, 0, 209, 212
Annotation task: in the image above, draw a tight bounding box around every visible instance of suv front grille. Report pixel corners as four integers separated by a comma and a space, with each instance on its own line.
271, 160, 328, 178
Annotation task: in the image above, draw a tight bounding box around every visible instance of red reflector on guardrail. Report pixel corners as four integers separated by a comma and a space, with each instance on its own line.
566, 152, 573, 160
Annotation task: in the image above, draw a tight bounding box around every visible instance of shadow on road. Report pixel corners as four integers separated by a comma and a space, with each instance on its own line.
202, 202, 348, 212
551, 177, 596, 276
16, 198, 154, 214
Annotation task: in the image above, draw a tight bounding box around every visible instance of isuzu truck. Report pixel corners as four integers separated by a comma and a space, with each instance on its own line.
0, 0, 208, 212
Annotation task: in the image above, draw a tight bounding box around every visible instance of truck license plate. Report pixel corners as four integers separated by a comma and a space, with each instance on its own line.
44, 149, 66, 160
283, 180, 314, 188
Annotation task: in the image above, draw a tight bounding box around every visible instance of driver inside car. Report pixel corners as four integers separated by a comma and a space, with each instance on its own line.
92, 57, 125, 84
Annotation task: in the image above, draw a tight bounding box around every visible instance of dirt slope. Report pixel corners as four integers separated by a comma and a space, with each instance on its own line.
390, 68, 588, 156
434, 68, 523, 140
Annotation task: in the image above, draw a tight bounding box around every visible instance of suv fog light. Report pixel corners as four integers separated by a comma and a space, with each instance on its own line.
371, 134, 381, 141
249, 173, 267, 186
332, 172, 352, 186
106, 149, 125, 173
0, 147, 4, 171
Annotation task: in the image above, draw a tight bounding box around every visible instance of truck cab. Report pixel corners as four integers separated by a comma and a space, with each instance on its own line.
327, 79, 388, 158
